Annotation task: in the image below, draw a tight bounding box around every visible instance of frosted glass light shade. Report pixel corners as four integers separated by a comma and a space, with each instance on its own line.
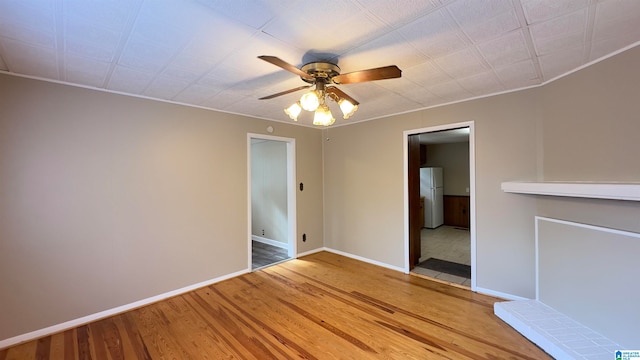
300, 91, 320, 111
284, 102, 302, 121
313, 105, 335, 126
338, 99, 358, 119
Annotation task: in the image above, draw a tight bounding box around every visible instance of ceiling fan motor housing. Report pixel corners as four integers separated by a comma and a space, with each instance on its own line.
300, 62, 341, 83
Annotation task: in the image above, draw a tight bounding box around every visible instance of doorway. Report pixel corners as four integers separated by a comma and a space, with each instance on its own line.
247, 133, 296, 270
404, 122, 476, 289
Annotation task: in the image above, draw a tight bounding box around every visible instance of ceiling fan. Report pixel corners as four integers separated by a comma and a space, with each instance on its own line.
258, 56, 401, 126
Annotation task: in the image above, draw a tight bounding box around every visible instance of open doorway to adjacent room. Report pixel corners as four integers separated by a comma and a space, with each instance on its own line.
405, 122, 475, 289
248, 134, 296, 270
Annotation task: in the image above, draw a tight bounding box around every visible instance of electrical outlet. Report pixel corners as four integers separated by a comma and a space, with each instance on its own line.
262, 229, 264, 236
302, 233, 306, 242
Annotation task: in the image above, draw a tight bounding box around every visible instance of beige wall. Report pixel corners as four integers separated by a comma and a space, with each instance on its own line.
324, 45, 640, 299
0, 74, 324, 340
324, 92, 541, 297
424, 142, 470, 196
537, 45, 640, 234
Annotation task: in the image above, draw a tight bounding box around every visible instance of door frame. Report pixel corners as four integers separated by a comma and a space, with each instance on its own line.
247, 133, 297, 270
402, 121, 476, 290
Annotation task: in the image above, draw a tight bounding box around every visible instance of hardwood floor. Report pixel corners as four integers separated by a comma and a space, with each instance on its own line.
252, 240, 290, 270
0, 252, 550, 359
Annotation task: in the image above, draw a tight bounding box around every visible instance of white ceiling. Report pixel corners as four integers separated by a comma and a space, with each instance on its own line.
1, 0, 639, 127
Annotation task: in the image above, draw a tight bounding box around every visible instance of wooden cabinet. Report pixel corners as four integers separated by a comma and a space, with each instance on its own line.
443, 195, 470, 228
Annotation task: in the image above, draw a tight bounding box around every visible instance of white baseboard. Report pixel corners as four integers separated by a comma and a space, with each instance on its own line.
474, 286, 529, 301
251, 235, 288, 249
0, 268, 249, 350
323, 247, 405, 273
296, 247, 326, 258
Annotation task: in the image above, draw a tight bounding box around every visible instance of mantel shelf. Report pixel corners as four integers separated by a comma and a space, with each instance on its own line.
501, 181, 640, 201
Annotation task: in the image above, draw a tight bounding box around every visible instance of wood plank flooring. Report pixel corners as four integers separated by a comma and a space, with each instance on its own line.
0, 251, 551, 359
252, 240, 290, 270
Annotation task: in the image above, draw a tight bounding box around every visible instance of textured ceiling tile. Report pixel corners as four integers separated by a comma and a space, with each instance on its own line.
64, 0, 139, 32
456, 9, 521, 43
0, 19, 56, 48
0, 1, 55, 33
130, 12, 194, 51
426, 80, 472, 100
291, 0, 364, 26
173, 83, 223, 104
1, 38, 58, 78
363, 0, 439, 27
118, 34, 175, 73
0, 1, 56, 55
376, 77, 438, 105
479, 30, 531, 68
521, 0, 588, 24
143, 76, 191, 100
435, 48, 487, 78
373, 92, 423, 112
530, 8, 587, 55
398, 10, 468, 58
196, 0, 294, 29
535, 32, 584, 57
340, 82, 391, 104
539, 47, 583, 80
202, 90, 243, 110
593, 1, 640, 45
319, 12, 386, 55
337, 31, 427, 72
494, 59, 540, 87
260, 0, 370, 52
595, 0, 640, 22
446, 0, 513, 25
168, 54, 218, 77
64, 55, 110, 87
64, 17, 122, 61
457, 71, 504, 95
589, 36, 640, 61
160, 65, 206, 84
402, 61, 453, 86
529, 7, 587, 40
181, 16, 255, 62
107, 65, 155, 93
261, 15, 327, 50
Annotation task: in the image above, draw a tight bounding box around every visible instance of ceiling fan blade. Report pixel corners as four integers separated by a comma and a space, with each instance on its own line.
326, 86, 359, 105
258, 85, 312, 100
332, 65, 401, 84
258, 55, 314, 81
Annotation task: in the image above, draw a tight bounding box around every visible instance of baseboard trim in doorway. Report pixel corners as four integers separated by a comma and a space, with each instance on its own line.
252, 235, 287, 249
0, 268, 249, 350
296, 247, 325, 258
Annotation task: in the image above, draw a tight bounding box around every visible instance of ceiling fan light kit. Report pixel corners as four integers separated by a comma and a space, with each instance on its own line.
258, 56, 401, 126
284, 102, 302, 121
299, 91, 320, 111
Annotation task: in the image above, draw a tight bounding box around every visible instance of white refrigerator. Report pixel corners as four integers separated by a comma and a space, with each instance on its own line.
420, 167, 444, 228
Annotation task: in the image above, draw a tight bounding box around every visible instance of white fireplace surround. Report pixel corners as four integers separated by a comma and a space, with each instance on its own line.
494, 216, 640, 359
501, 181, 640, 201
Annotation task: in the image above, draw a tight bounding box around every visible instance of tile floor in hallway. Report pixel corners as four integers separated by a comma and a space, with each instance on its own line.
412, 225, 471, 286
